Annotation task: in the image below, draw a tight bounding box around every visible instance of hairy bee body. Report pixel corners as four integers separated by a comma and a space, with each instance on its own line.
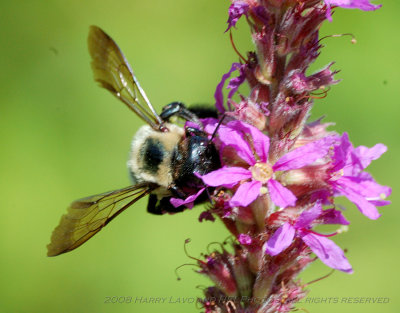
129, 118, 220, 215
128, 123, 183, 187
46, 26, 222, 256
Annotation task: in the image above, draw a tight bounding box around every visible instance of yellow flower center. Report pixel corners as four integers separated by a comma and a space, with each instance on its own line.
250, 162, 273, 183
331, 169, 344, 181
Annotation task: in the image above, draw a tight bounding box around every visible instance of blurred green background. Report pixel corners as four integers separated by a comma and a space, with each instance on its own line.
0, 0, 398, 312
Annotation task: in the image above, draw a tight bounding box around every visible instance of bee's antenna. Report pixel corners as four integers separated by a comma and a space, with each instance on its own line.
209, 114, 226, 143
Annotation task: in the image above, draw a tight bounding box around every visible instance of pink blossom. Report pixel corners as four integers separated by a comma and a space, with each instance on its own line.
324, 0, 382, 21
328, 133, 391, 219
225, 1, 249, 32
265, 203, 353, 273
214, 63, 244, 113
201, 120, 336, 209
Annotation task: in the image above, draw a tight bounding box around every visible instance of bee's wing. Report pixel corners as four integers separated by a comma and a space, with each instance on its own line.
47, 183, 157, 256
88, 25, 164, 130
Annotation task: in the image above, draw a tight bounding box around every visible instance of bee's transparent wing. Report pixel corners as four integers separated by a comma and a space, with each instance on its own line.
88, 25, 164, 130
47, 183, 157, 256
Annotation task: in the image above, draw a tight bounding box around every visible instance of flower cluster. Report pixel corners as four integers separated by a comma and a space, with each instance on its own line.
179, 1, 388, 312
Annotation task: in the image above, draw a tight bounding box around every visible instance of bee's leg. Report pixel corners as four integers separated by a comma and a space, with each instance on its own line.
147, 194, 186, 214
147, 195, 186, 214
160, 197, 186, 213
169, 184, 187, 199
205, 187, 213, 204
147, 194, 163, 215
187, 105, 218, 119
160, 102, 202, 125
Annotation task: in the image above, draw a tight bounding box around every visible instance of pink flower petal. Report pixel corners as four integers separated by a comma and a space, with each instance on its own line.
348, 177, 391, 199
264, 223, 296, 256
201, 166, 252, 187
302, 232, 353, 273
185, 120, 202, 130
332, 133, 352, 172
295, 202, 322, 228
170, 188, 205, 209
227, 120, 270, 162
325, 0, 381, 10
370, 200, 391, 207
341, 141, 387, 177
225, 1, 249, 32
352, 143, 387, 170
267, 179, 297, 208
201, 118, 219, 136
214, 63, 241, 113
334, 180, 381, 220
324, 0, 381, 21
319, 209, 350, 225
273, 136, 336, 171
230, 181, 262, 207
227, 65, 246, 100
219, 125, 256, 165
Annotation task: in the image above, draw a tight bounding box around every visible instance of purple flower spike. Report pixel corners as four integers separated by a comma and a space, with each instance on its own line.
196, 1, 388, 310
324, 0, 382, 21
225, 1, 249, 32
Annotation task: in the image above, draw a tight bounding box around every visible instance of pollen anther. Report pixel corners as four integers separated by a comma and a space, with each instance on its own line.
250, 162, 273, 183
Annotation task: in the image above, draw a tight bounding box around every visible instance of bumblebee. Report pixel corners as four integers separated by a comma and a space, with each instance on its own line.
47, 26, 220, 257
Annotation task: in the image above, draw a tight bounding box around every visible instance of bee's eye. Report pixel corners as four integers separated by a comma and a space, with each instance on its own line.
141, 138, 165, 173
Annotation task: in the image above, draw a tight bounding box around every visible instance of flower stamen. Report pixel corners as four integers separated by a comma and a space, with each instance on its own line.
250, 162, 273, 183
230, 30, 247, 63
